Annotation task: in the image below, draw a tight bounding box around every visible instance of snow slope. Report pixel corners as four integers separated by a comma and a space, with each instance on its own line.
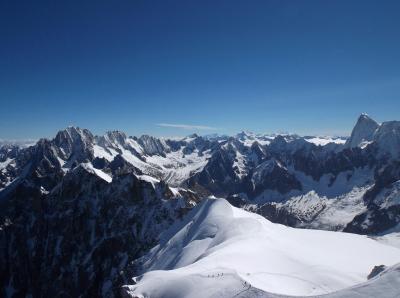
92, 136, 211, 186
322, 263, 400, 298
80, 163, 113, 183
124, 199, 400, 298
373, 224, 400, 250
269, 187, 369, 231
145, 148, 211, 185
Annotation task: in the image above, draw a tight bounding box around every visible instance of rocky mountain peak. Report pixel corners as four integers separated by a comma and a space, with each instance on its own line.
235, 130, 254, 140
137, 135, 169, 156
55, 126, 94, 146
186, 133, 199, 139
346, 114, 379, 148
374, 120, 400, 158
103, 130, 127, 145
53, 126, 94, 161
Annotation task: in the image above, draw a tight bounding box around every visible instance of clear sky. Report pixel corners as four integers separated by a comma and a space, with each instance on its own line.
1, 0, 400, 139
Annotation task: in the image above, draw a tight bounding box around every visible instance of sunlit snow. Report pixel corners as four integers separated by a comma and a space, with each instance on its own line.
125, 199, 400, 298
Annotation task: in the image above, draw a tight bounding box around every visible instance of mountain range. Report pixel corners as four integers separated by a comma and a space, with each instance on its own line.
1, 114, 400, 297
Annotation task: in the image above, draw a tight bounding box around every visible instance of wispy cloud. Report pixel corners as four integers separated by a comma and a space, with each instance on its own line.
156, 123, 218, 131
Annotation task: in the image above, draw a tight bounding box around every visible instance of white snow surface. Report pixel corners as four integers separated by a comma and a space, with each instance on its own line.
215, 132, 346, 147
293, 166, 374, 198
373, 224, 400, 250
304, 136, 346, 146
374, 233, 400, 250
81, 163, 112, 183
253, 166, 373, 204
124, 198, 400, 298
272, 187, 369, 231
320, 264, 400, 298
145, 149, 211, 186
92, 138, 210, 186
0, 158, 13, 171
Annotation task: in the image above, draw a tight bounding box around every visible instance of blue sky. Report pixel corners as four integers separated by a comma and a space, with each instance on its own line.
1, 0, 400, 139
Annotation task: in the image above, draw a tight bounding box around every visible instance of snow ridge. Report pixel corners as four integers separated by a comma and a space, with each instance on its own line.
124, 198, 400, 298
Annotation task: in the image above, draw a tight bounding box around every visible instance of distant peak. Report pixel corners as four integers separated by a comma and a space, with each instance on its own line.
356, 113, 380, 126
355, 113, 379, 129
345, 114, 379, 148
238, 130, 253, 135
235, 130, 254, 140
139, 134, 156, 140
66, 125, 80, 131
186, 133, 199, 138
105, 130, 127, 138
55, 126, 94, 145
62, 126, 90, 135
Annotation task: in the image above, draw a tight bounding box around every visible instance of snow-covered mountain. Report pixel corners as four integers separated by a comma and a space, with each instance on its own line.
122, 198, 400, 298
2, 114, 400, 235
1, 114, 400, 297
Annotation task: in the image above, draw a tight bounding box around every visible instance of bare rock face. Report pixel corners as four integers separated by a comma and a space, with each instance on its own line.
54, 126, 95, 161
137, 135, 169, 156
345, 114, 379, 148
0, 168, 199, 298
368, 265, 387, 279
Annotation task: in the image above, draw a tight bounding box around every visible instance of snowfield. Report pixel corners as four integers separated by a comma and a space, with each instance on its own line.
92, 140, 211, 186
268, 187, 369, 231
123, 198, 400, 298
80, 163, 113, 183
304, 136, 347, 146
